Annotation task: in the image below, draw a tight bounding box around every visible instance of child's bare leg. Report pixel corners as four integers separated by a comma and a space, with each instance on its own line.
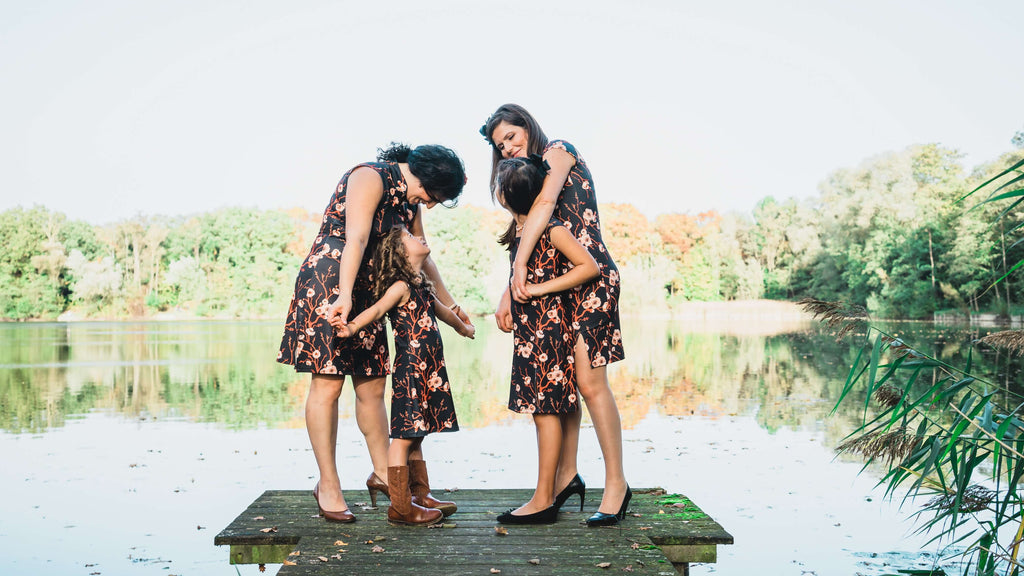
514, 413, 562, 515
555, 410, 582, 492
389, 437, 420, 467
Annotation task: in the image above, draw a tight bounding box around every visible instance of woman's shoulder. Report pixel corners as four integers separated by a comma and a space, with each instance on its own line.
543, 139, 580, 159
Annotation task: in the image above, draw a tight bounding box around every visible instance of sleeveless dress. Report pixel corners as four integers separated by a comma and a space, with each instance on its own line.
545, 139, 625, 368
277, 162, 417, 375
388, 281, 459, 438
508, 219, 579, 415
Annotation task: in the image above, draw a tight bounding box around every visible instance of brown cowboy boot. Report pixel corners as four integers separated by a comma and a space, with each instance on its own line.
387, 465, 443, 527
409, 459, 457, 517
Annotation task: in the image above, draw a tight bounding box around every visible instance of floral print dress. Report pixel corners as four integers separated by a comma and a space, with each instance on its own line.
508, 219, 579, 415
545, 140, 625, 368
277, 162, 417, 375
388, 281, 459, 438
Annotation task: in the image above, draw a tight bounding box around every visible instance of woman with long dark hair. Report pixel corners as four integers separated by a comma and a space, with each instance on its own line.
482, 105, 631, 526
278, 143, 472, 522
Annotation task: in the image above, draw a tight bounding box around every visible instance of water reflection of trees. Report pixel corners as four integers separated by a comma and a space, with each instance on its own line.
2, 320, 1022, 442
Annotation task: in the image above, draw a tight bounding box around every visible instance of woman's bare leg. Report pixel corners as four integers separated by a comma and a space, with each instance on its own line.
574, 337, 628, 513
307, 374, 347, 511
352, 375, 390, 482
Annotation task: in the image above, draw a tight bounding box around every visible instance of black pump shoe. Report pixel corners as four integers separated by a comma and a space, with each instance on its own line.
496, 505, 559, 525
585, 485, 631, 527
553, 474, 586, 511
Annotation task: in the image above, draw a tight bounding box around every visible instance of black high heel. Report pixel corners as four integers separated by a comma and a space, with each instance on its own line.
553, 473, 586, 511
585, 485, 631, 527
496, 505, 559, 525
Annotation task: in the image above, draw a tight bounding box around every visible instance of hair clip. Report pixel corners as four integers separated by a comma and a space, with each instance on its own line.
528, 153, 550, 173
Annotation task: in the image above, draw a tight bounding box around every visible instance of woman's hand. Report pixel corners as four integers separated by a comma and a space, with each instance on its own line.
494, 288, 513, 333
334, 324, 355, 338
325, 294, 352, 329
510, 262, 531, 303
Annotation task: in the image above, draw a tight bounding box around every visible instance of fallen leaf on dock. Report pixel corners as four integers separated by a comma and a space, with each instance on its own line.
288, 551, 300, 557
334, 540, 348, 546
372, 545, 385, 553
528, 558, 540, 565
596, 561, 612, 568
631, 543, 640, 550
282, 560, 296, 566
259, 527, 278, 533
331, 554, 343, 560
494, 526, 508, 536
353, 502, 367, 506
318, 556, 328, 562
253, 516, 265, 520
489, 569, 501, 574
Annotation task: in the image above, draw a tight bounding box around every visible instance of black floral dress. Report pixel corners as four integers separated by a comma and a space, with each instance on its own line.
277, 162, 417, 375
545, 140, 625, 368
388, 281, 459, 438
508, 220, 579, 415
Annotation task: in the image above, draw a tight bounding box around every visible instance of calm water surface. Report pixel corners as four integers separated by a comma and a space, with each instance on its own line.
1, 317, 1019, 575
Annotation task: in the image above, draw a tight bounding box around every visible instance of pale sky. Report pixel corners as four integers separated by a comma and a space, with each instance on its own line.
2, 0, 1022, 225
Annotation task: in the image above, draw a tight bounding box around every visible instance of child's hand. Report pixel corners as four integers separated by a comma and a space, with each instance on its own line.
458, 322, 476, 339
334, 324, 354, 338
524, 283, 545, 298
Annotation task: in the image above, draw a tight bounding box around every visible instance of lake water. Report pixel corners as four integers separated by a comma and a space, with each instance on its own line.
0, 317, 1017, 575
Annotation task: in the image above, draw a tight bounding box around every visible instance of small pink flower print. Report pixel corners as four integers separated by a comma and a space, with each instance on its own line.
410, 338, 420, 348
583, 209, 596, 224
546, 309, 559, 321
428, 374, 443, 390
306, 327, 316, 336
312, 350, 321, 359
612, 330, 622, 345
408, 300, 417, 310
593, 354, 607, 367
322, 363, 337, 374
568, 393, 577, 403
417, 315, 433, 329
306, 288, 316, 298
538, 353, 548, 362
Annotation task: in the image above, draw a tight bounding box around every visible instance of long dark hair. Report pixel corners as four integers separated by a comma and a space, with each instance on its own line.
495, 157, 547, 247
370, 226, 433, 303
480, 104, 549, 198
377, 143, 466, 207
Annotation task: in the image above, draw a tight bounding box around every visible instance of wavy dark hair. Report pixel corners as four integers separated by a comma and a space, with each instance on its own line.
370, 226, 433, 303
480, 104, 549, 198
377, 143, 465, 207
495, 157, 547, 247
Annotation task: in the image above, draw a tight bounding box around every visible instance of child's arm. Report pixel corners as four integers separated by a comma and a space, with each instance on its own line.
411, 210, 474, 328
526, 226, 599, 298
510, 147, 574, 303
435, 296, 476, 339
330, 281, 409, 337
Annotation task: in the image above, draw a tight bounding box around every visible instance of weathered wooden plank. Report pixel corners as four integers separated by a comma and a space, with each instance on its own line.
216, 488, 732, 574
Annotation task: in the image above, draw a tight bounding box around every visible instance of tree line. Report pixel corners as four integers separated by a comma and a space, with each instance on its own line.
1, 143, 1022, 321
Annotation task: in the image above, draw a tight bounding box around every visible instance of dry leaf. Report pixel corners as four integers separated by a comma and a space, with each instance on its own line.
334, 540, 348, 546
282, 560, 297, 566
624, 566, 634, 572
494, 526, 508, 536
639, 526, 652, 530
596, 562, 612, 568
318, 556, 329, 562
667, 503, 687, 508
353, 502, 367, 507
489, 570, 501, 574
253, 516, 265, 520
259, 565, 267, 573
259, 527, 278, 533
372, 545, 385, 553
528, 558, 540, 565
288, 551, 300, 557
657, 510, 665, 514
331, 554, 343, 560
364, 539, 374, 544
630, 542, 640, 550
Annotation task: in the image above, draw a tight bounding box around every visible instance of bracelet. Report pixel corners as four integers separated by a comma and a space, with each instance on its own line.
448, 301, 459, 310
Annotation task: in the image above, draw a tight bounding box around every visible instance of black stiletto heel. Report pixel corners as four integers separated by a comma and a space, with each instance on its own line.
585, 485, 631, 527
553, 473, 586, 511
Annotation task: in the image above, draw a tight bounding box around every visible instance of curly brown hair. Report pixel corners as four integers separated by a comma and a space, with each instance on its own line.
370, 227, 434, 303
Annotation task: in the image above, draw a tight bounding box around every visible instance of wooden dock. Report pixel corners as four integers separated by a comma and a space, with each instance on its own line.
215, 488, 733, 575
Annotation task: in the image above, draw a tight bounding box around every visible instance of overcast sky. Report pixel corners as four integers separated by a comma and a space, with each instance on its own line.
2, 0, 1022, 225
